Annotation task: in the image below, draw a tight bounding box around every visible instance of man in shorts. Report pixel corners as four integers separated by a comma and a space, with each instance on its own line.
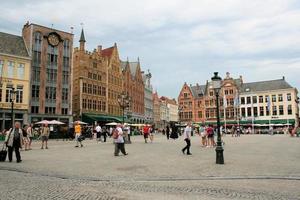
41, 123, 50, 149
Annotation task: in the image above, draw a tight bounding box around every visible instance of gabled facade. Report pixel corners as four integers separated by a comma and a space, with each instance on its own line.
121, 59, 145, 123
0, 32, 31, 129
72, 29, 107, 120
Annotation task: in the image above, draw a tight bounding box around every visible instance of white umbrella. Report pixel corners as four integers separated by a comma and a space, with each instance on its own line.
72, 121, 88, 125
35, 120, 50, 124
106, 122, 118, 126
48, 120, 65, 125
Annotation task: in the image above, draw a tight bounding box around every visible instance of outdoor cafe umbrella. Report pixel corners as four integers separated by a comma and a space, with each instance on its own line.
48, 120, 65, 125
35, 120, 50, 124
72, 120, 88, 125
105, 122, 118, 126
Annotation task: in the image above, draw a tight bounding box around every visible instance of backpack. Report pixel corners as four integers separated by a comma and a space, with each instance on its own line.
112, 128, 119, 139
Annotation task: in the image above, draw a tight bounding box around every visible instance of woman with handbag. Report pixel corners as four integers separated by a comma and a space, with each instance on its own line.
5, 122, 24, 163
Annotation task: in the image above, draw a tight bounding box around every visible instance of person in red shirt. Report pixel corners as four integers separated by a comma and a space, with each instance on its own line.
143, 125, 150, 143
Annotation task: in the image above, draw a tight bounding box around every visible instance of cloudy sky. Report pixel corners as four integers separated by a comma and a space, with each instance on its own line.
1, 0, 300, 99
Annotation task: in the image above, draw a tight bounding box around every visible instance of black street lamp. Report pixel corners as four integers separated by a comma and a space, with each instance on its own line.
117, 92, 131, 124
211, 72, 224, 164
10, 87, 16, 128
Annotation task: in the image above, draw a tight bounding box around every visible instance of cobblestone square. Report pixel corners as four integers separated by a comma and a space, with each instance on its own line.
0, 134, 299, 200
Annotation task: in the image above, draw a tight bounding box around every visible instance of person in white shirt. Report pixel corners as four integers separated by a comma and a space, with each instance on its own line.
114, 124, 128, 156
182, 122, 192, 155
95, 124, 102, 142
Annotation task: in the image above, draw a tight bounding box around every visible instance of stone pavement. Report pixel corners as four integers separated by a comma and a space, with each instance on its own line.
0, 134, 299, 200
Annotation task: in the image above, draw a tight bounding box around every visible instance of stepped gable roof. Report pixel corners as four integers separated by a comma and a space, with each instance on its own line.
0, 32, 29, 58
128, 62, 139, 76
190, 84, 206, 97
102, 46, 114, 57
240, 78, 293, 93
120, 61, 128, 71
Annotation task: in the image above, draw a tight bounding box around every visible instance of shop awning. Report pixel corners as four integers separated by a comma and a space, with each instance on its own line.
82, 113, 129, 124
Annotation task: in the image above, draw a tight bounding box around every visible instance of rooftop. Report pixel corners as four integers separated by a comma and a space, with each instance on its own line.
0, 32, 29, 58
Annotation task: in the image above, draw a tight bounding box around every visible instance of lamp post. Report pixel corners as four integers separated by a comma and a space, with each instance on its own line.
117, 92, 131, 124
211, 72, 224, 164
10, 87, 16, 128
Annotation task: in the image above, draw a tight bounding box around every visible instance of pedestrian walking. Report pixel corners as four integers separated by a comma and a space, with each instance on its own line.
74, 122, 83, 147
149, 125, 155, 143
199, 125, 207, 147
40, 123, 50, 149
143, 125, 150, 143
113, 124, 128, 156
95, 124, 102, 142
182, 122, 192, 155
166, 125, 170, 140
26, 124, 33, 150
5, 122, 24, 163
22, 125, 29, 151
102, 126, 107, 142
206, 125, 214, 147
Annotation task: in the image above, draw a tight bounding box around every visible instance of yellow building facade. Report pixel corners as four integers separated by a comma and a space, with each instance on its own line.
0, 32, 31, 130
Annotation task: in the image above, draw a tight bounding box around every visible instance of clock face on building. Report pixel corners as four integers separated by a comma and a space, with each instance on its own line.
48, 33, 60, 46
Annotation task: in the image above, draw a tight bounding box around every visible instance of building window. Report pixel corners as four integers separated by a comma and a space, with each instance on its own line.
17, 63, 25, 79
45, 87, 56, 101
246, 97, 251, 104
62, 71, 69, 84
198, 111, 202, 118
31, 106, 39, 113
247, 107, 252, 117
252, 96, 257, 104
5, 84, 13, 102
88, 72, 92, 79
229, 98, 234, 106
240, 97, 245, 105
272, 106, 277, 115
205, 110, 209, 118
101, 87, 106, 96
34, 32, 42, 51
16, 85, 23, 103
62, 88, 68, 102
229, 89, 233, 94
259, 96, 263, 103
253, 107, 258, 117
287, 105, 292, 115
259, 106, 264, 116
45, 107, 55, 114
205, 100, 209, 106
93, 85, 97, 95
88, 84, 92, 94
47, 45, 58, 65
241, 108, 245, 117
272, 95, 276, 102
287, 93, 291, 101
63, 40, 70, 57
31, 85, 39, 99
61, 108, 68, 115
209, 100, 214, 106
278, 94, 283, 102
224, 90, 228, 95
46, 68, 57, 83
93, 100, 97, 110
101, 102, 106, 111
88, 99, 92, 109
83, 83, 87, 93
265, 95, 269, 103
209, 91, 213, 96
279, 105, 284, 115
82, 99, 87, 109
7, 61, 14, 78
266, 106, 270, 116
32, 66, 41, 82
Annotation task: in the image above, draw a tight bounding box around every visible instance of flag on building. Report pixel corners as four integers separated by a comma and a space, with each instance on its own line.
234, 93, 239, 107
223, 95, 227, 108
267, 96, 271, 111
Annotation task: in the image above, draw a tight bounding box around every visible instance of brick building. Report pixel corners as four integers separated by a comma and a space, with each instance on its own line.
22, 22, 73, 123
72, 29, 107, 122
121, 59, 145, 123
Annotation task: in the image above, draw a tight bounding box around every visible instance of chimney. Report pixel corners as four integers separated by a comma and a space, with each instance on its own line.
282, 76, 285, 80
